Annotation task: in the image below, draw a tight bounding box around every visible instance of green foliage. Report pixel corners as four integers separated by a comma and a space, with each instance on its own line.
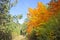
13, 14, 22, 23
0, 0, 22, 40
17, 14, 22, 19
20, 20, 27, 35
27, 29, 38, 40
0, 30, 12, 40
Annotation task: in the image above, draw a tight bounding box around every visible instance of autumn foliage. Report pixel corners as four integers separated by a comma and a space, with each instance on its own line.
27, 0, 60, 40
48, 0, 60, 14
27, 2, 53, 33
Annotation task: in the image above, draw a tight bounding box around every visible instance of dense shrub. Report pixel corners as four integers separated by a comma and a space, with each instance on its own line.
0, 30, 12, 40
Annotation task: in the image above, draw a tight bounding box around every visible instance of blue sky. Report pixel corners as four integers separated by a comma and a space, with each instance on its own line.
10, 0, 50, 24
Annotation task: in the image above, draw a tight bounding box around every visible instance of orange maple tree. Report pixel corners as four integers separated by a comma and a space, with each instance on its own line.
27, 0, 60, 40
27, 2, 53, 33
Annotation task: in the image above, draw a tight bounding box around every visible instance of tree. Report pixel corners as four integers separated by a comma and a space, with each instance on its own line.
27, 2, 52, 34
0, 0, 21, 40
13, 14, 22, 23
0, 0, 18, 25
27, 0, 60, 40
48, 0, 60, 40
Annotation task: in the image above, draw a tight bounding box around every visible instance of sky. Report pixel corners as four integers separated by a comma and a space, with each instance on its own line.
10, 0, 50, 24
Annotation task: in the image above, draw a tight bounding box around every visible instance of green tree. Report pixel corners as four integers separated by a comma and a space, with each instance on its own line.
0, 0, 22, 40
